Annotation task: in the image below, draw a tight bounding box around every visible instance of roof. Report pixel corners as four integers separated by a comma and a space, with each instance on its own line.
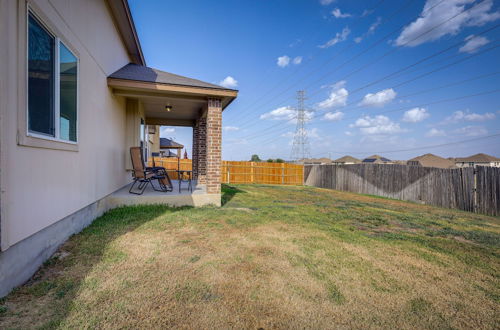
362, 155, 391, 162
109, 63, 237, 92
455, 153, 500, 163
300, 158, 332, 164
106, 0, 145, 65
408, 153, 455, 169
160, 138, 184, 149
334, 155, 360, 163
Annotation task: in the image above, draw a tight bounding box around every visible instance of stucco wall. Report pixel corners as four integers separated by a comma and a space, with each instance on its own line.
0, 0, 133, 250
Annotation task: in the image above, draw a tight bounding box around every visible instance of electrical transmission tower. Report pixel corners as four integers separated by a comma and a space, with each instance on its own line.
290, 90, 311, 162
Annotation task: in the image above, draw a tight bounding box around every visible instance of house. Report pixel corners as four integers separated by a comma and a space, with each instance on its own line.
159, 137, 184, 158
301, 158, 332, 164
407, 153, 455, 169
454, 153, 500, 168
333, 155, 361, 165
0, 0, 237, 297
361, 155, 393, 164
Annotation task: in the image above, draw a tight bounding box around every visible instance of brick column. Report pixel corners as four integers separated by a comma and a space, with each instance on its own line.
206, 98, 222, 194
192, 124, 199, 179
193, 117, 207, 183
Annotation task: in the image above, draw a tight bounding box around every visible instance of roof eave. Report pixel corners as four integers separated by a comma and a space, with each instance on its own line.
107, 77, 238, 110
106, 0, 146, 65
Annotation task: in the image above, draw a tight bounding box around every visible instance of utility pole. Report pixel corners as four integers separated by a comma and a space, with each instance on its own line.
290, 90, 311, 162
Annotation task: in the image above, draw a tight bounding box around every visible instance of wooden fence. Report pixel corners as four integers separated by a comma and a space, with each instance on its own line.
222, 161, 303, 185
476, 166, 500, 216
304, 164, 499, 216
147, 158, 304, 185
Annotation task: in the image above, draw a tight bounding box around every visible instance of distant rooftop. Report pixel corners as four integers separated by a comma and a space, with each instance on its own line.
455, 153, 500, 163
160, 138, 183, 149
334, 155, 360, 163
408, 153, 455, 169
362, 155, 391, 162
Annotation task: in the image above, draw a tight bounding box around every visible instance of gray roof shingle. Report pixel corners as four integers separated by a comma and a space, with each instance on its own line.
160, 138, 184, 149
108, 63, 236, 91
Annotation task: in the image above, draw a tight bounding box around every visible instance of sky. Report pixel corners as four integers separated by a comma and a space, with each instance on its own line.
129, 0, 500, 161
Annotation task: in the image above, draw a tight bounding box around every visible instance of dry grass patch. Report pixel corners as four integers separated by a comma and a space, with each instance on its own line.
0, 184, 499, 329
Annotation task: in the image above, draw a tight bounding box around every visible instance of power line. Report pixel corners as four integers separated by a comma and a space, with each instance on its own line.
308, 133, 500, 157
233, 0, 487, 133
228, 0, 418, 124
245, 87, 500, 144
238, 36, 500, 139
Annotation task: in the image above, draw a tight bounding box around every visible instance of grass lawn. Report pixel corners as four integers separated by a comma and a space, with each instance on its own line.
0, 184, 499, 329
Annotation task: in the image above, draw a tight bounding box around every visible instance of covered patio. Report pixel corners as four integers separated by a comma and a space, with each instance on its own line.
107, 64, 238, 206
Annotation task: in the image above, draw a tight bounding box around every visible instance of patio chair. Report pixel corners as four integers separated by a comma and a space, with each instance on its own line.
129, 147, 173, 195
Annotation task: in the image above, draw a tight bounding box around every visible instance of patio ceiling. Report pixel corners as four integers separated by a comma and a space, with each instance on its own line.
108, 64, 238, 126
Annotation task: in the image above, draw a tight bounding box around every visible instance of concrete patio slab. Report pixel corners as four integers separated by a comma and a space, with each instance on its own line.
107, 180, 221, 207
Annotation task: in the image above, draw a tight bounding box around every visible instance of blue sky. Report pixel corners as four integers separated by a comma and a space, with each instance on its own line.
129, 0, 500, 161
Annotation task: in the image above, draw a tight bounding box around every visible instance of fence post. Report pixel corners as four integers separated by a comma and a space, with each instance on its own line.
473, 167, 478, 213
281, 163, 285, 185
251, 162, 255, 183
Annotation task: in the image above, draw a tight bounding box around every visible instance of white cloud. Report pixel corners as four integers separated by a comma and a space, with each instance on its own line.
289, 39, 302, 48
361, 9, 373, 17
323, 111, 344, 121
426, 128, 446, 137
161, 127, 175, 135
443, 110, 495, 123
317, 80, 349, 109
319, 27, 350, 48
459, 34, 490, 53
355, 17, 382, 43
453, 125, 488, 136
402, 107, 430, 123
260, 106, 313, 123
359, 88, 397, 107
320, 0, 335, 5
395, 0, 500, 47
223, 126, 239, 131
332, 8, 351, 18
350, 115, 405, 135
277, 55, 291, 67
219, 76, 238, 88
293, 56, 303, 65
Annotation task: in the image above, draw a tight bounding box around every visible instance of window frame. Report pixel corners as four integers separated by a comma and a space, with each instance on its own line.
25, 7, 79, 146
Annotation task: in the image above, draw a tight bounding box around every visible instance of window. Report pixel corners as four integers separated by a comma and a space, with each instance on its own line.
28, 12, 78, 142
28, 14, 55, 136
59, 43, 77, 141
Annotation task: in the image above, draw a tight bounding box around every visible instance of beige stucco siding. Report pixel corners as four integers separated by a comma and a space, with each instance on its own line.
0, 0, 133, 250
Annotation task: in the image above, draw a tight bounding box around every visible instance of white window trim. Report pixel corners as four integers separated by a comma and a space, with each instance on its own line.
26, 8, 79, 145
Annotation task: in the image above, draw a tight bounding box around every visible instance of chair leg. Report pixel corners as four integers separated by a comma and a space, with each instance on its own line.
129, 179, 149, 195
151, 178, 167, 192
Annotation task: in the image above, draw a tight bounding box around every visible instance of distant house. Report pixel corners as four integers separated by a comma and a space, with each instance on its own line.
407, 153, 455, 169
301, 158, 332, 165
362, 155, 393, 164
333, 155, 361, 165
159, 138, 184, 158
454, 153, 500, 168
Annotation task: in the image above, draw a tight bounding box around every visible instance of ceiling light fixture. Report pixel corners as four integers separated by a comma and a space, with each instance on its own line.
165, 105, 172, 112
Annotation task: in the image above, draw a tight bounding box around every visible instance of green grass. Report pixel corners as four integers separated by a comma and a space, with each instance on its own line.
0, 184, 499, 329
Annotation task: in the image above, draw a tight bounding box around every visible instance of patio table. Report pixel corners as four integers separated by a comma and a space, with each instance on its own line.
177, 170, 192, 193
